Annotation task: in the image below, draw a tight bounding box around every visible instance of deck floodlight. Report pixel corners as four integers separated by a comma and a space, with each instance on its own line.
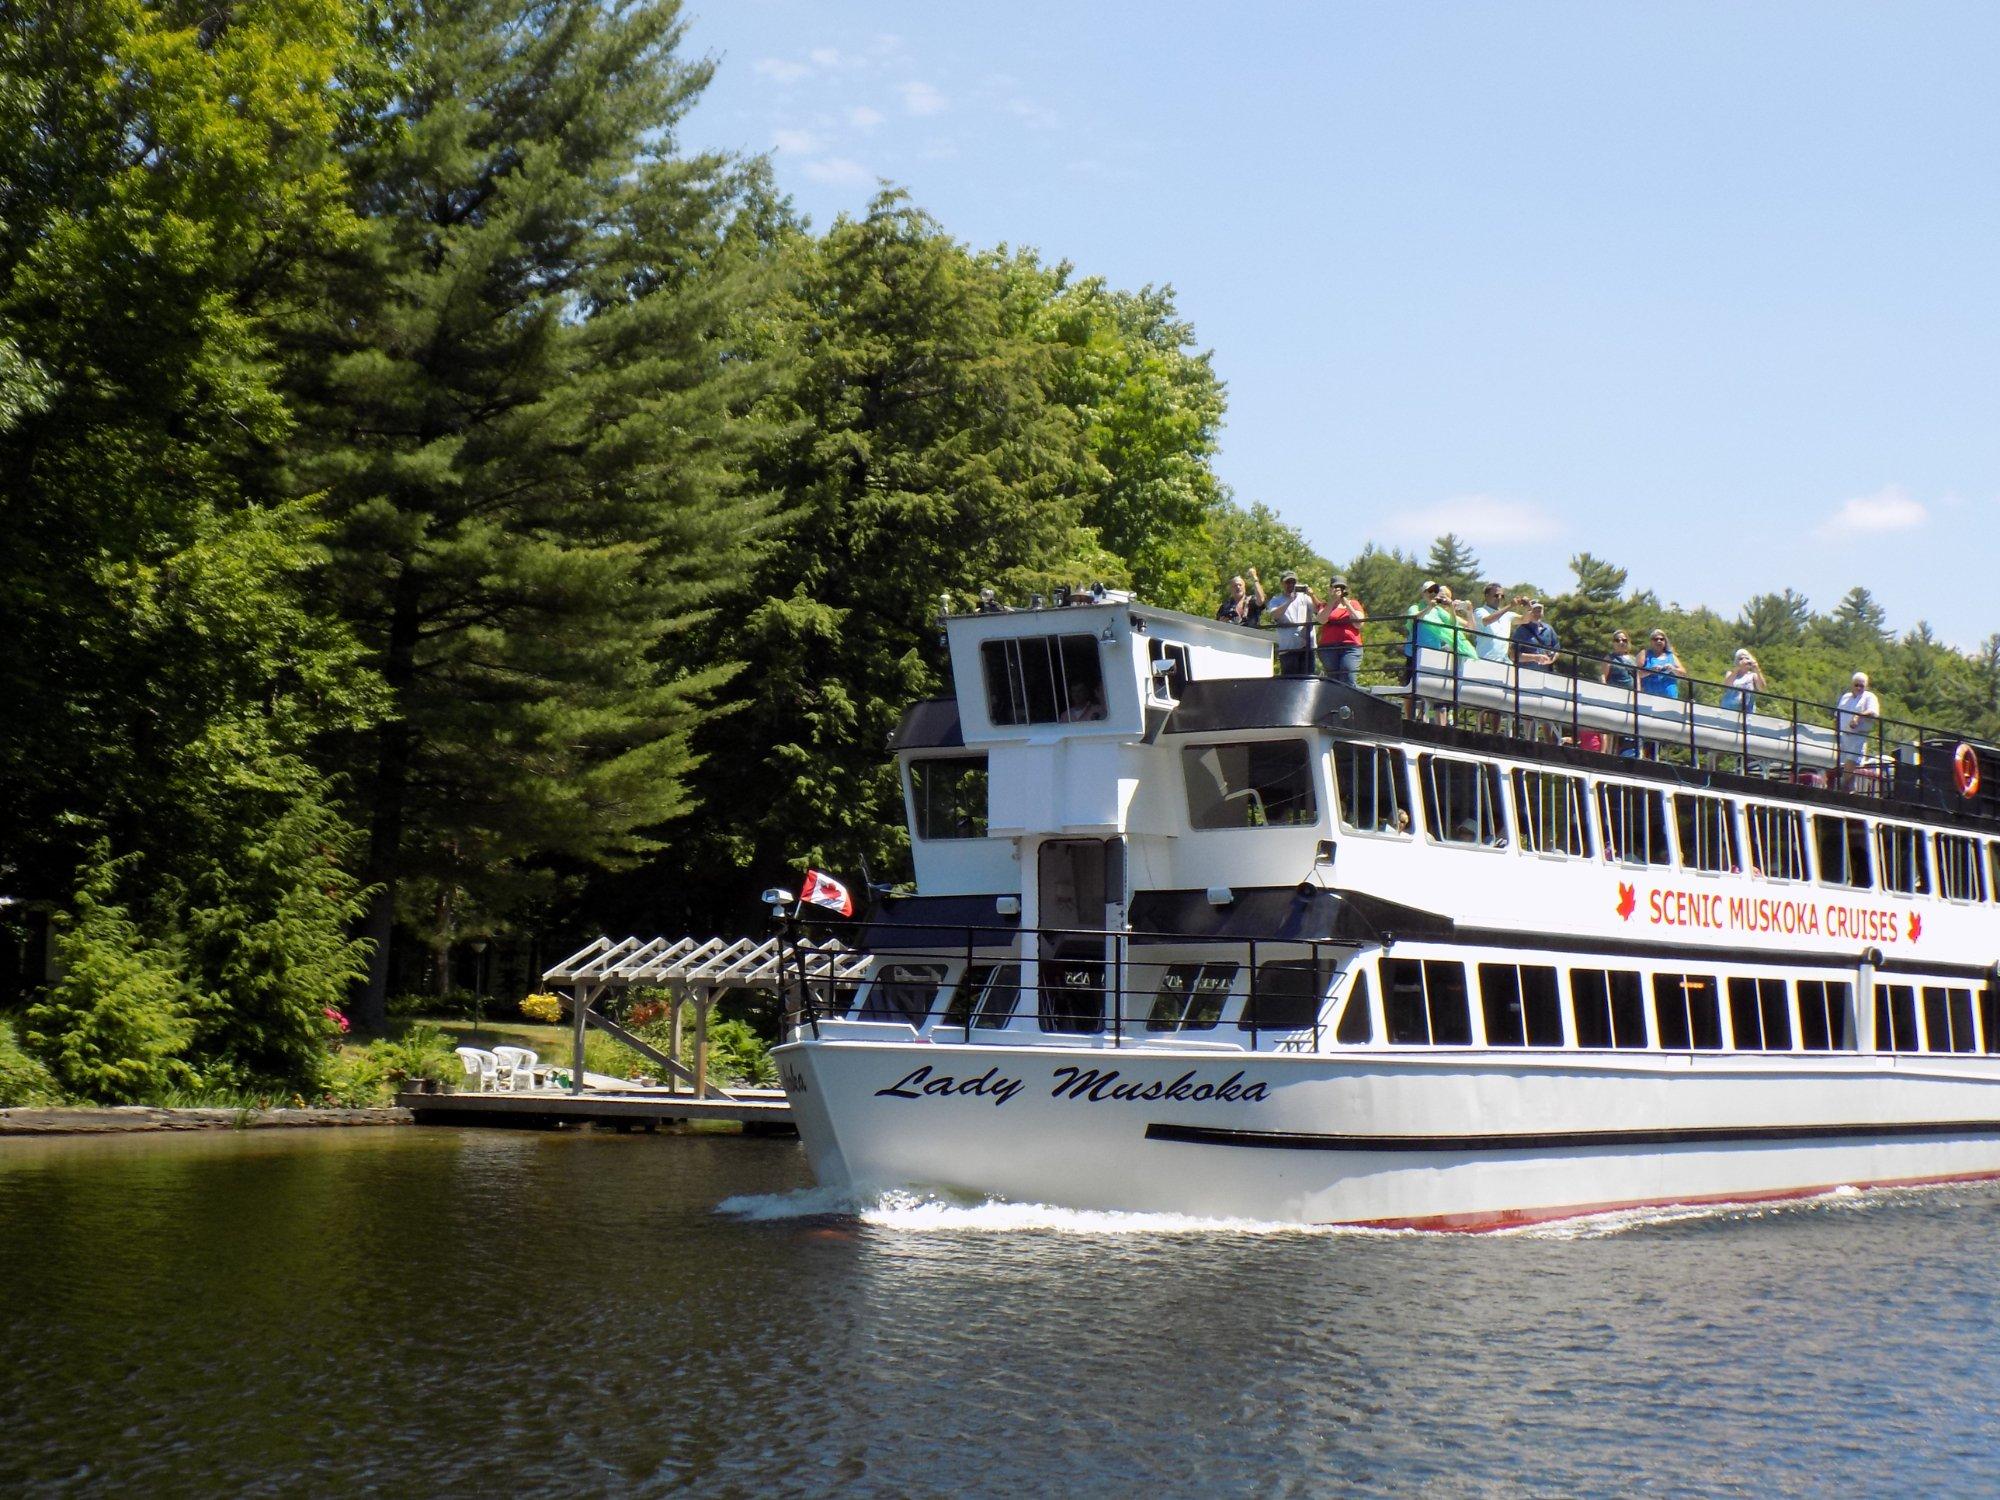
995, 896, 1021, 917
763, 887, 795, 920
1206, 885, 1234, 908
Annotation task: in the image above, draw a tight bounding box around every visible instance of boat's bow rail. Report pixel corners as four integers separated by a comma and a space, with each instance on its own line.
775, 916, 1370, 1053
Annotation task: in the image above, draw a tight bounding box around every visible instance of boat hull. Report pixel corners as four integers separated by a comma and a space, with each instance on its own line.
775, 1038, 2000, 1229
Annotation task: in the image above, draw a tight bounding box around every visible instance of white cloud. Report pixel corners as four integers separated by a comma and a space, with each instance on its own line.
808, 46, 844, 68
753, 56, 811, 84
900, 80, 948, 116
802, 156, 873, 186
771, 128, 823, 154
1004, 97, 1059, 131
1386, 495, 1562, 546
1817, 484, 1929, 539
848, 105, 885, 130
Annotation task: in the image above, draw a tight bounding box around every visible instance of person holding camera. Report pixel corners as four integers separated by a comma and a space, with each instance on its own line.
1266, 570, 1318, 675
1216, 567, 1265, 627
1473, 584, 1524, 664
1316, 578, 1366, 686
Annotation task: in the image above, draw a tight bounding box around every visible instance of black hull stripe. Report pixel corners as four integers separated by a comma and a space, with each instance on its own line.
1144, 1119, 2000, 1153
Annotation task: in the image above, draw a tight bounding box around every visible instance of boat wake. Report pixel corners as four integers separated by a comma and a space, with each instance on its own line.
715, 1186, 1348, 1236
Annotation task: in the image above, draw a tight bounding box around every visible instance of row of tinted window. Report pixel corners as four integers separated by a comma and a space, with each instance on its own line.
1366, 959, 2000, 1055
1332, 742, 1992, 896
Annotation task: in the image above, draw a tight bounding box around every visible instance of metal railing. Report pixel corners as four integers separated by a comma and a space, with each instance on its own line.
1302, 619, 1981, 803
777, 917, 1357, 1054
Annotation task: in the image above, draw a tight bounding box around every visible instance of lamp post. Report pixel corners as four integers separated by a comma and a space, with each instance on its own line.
470, 938, 488, 1042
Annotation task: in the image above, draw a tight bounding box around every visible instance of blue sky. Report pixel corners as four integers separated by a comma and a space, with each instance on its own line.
681, 2, 2000, 649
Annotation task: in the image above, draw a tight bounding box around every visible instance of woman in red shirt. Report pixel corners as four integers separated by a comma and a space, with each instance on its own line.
1316, 578, 1366, 686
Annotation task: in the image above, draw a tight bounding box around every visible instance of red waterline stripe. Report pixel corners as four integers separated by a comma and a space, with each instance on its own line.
1342, 1166, 2000, 1234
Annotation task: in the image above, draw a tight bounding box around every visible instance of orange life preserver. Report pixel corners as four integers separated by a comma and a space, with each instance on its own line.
1954, 742, 1980, 798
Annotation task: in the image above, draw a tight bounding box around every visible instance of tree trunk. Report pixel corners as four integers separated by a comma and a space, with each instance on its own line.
351, 578, 422, 1032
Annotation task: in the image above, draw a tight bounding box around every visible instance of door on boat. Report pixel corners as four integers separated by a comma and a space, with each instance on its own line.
1036, 838, 1124, 1032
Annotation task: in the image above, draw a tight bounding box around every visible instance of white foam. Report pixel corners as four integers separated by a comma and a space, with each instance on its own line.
716, 1186, 1349, 1236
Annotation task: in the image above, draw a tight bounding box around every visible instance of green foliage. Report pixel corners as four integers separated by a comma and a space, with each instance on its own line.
287, 0, 781, 1017
0, 1018, 64, 1108
1424, 534, 1485, 600
704, 1017, 779, 1089
27, 853, 196, 1103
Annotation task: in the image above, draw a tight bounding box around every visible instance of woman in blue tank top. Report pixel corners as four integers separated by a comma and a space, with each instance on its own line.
1640, 629, 1684, 699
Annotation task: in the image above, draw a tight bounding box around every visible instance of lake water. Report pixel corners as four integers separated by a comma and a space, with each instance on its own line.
4, 1127, 1999, 1496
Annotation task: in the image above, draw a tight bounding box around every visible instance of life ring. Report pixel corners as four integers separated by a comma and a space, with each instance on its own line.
1954, 742, 1980, 798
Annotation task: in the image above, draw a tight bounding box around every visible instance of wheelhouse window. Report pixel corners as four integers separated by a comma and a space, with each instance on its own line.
1146, 962, 1237, 1032
1815, 815, 1872, 889
1935, 833, 1986, 903
1745, 805, 1808, 883
1876, 825, 1930, 896
1674, 794, 1739, 874
909, 757, 989, 840
1382, 959, 1474, 1046
1923, 985, 1976, 1054
1727, 977, 1792, 1051
1336, 970, 1374, 1044
982, 635, 1106, 726
1333, 742, 1412, 836
1796, 979, 1852, 1051
1420, 756, 1505, 847
941, 963, 1023, 1030
1570, 968, 1647, 1049
1598, 784, 1670, 867
1874, 982, 1919, 1052
857, 963, 946, 1025
1477, 963, 1564, 1047
1653, 973, 1723, 1050
1183, 740, 1318, 829
1512, 769, 1592, 858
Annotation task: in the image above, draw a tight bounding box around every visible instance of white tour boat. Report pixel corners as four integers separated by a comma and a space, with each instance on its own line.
774, 595, 2000, 1229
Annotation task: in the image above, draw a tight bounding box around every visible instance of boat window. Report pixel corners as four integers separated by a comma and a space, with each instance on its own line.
909, 757, 989, 841
1922, 985, 1976, 1054
1382, 958, 1474, 1046
1570, 968, 1647, 1049
1040, 957, 1105, 1033
1597, 784, 1670, 867
1333, 742, 1412, 837
1876, 825, 1930, 896
1653, 974, 1723, 1050
942, 963, 1022, 1029
1183, 741, 1318, 829
1991, 842, 2000, 906
1873, 983, 1919, 1053
1796, 979, 1852, 1051
1419, 756, 1505, 847
982, 635, 1106, 726
1727, 977, 1792, 1051
1935, 833, 1986, 903
1241, 959, 1326, 1033
1478, 963, 1564, 1047
1983, 981, 2000, 1054
858, 963, 946, 1025
1674, 794, 1739, 874
1744, 805, 1809, 883
1814, 815, 1872, 890
1336, 970, 1374, 1044
1146, 962, 1237, 1032
1512, 769, 1592, 858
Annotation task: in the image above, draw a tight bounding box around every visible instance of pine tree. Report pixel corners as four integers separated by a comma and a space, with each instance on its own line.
1548, 552, 1630, 665
1424, 534, 1483, 598
287, 0, 777, 1022
1736, 589, 1812, 649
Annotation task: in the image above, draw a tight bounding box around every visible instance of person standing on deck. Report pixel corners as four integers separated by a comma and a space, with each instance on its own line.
1316, 578, 1366, 686
1473, 585, 1522, 665
1837, 671, 1881, 787
1217, 568, 1265, 627
1267, 571, 1318, 676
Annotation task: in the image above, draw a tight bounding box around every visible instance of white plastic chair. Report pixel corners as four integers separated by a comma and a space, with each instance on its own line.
455, 1046, 500, 1092
492, 1046, 545, 1092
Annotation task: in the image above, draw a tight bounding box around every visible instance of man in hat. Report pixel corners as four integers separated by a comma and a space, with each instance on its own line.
1266, 569, 1317, 676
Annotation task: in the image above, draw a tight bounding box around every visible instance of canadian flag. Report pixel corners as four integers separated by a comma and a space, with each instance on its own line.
800, 869, 855, 917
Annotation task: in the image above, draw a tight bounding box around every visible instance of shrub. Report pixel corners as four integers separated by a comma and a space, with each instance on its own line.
322, 1050, 390, 1107
372, 1023, 456, 1084
0, 1018, 64, 1107
519, 993, 565, 1025
706, 1018, 778, 1089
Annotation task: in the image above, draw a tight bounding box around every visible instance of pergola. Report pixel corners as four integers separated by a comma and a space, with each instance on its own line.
541, 935, 869, 1098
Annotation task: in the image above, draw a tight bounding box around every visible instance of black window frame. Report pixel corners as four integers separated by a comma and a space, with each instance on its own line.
1744, 804, 1809, 883
1419, 755, 1506, 848
1674, 793, 1740, 874
1241, 958, 1326, 1033
1598, 783, 1671, 867
1796, 979, 1852, 1051
1336, 969, 1374, 1044
1874, 982, 1920, 1053
1477, 962, 1565, 1048
1512, 769, 1593, 858
1876, 824, 1930, 896
1382, 958, 1474, 1046
908, 756, 990, 842
981, 634, 1107, 726
1814, 814, 1873, 890
1653, 973, 1724, 1051
1570, 967, 1648, 1049
1935, 833, 1986, 903
1182, 739, 1320, 830
1726, 976, 1792, 1051
1145, 961, 1239, 1033
1332, 742, 1413, 837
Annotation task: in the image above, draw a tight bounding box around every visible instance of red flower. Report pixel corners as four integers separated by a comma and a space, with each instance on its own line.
324, 1006, 351, 1034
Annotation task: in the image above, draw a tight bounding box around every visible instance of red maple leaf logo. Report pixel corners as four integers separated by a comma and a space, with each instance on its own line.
1616, 882, 1636, 920
1908, 912, 1922, 942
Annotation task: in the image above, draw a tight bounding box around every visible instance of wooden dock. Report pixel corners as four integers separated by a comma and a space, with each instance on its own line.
399, 1086, 794, 1134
